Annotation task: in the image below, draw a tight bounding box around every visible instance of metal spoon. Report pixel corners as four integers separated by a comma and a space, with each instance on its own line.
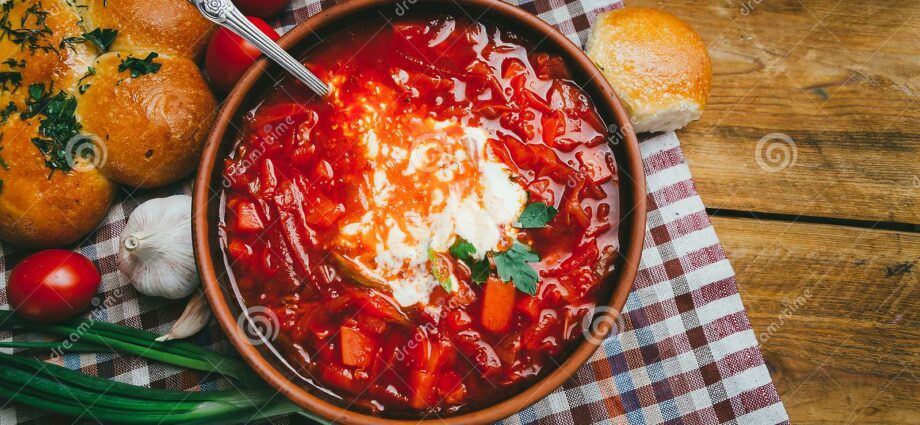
189, 0, 329, 96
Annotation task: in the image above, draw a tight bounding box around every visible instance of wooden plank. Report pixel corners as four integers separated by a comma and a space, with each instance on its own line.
627, 0, 920, 224
712, 216, 920, 424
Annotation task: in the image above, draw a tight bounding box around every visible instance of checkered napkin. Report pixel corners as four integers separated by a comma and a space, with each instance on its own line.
0, 0, 789, 424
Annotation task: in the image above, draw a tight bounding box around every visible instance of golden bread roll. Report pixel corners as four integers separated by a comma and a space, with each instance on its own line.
0, 118, 116, 248
0, 0, 216, 247
78, 51, 216, 188
83, 0, 214, 58
0, 0, 94, 108
586, 8, 712, 134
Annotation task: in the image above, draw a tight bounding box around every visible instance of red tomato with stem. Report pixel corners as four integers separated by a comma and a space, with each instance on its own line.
7, 250, 101, 323
205, 16, 280, 93
233, 0, 289, 18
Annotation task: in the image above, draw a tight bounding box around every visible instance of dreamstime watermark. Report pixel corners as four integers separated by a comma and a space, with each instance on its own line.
222, 116, 296, 189
50, 287, 125, 359
755, 132, 798, 172
406, 131, 475, 176
739, 0, 766, 16
757, 288, 813, 347
64, 133, 107, 172
237, 306, 280, 346
581, 305, 628, 345
393, 0, 419, 17
393, 295, 465, 362
606, 121, 636, 147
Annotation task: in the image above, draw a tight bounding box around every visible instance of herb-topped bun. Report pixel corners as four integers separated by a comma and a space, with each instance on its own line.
0, 118, 116, 248
0, 0, 215, 248
0, 0, 94, 108
77, 52, 216, 188
586, 7, 712, 134
83, 0, 214, 57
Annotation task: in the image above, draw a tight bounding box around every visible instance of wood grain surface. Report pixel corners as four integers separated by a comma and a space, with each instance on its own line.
629, 0, 920, 423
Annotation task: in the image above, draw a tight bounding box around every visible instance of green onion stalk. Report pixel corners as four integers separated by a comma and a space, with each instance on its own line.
0, 309, 328, 424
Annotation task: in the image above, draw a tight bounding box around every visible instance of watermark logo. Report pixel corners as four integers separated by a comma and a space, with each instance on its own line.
606, 121, 636, 146
237, 306, 280, 346
581, 305, 628, 345
758, 288, 812, 347
50, 287, 124, 359
740, 0, 765, 16
64, 133, 107, 172
222, 116, 296, 189
755, 132, 797, 172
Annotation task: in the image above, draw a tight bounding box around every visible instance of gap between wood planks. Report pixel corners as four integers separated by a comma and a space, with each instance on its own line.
706, 209, 920, 234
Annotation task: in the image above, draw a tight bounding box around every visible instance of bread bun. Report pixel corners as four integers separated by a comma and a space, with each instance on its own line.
83, 0, 214, 58
0, 0, 215, 247
0, 0, 94, 107
0, 118, 116, 248
78, 52, 216, 188
586, 8, 712, 134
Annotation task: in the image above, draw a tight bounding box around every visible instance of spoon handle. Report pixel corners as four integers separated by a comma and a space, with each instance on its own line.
189, 0, 329, 96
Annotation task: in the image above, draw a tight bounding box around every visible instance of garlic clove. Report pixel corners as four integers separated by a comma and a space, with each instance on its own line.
156, 290, 211, 342
118, 195, 199, 299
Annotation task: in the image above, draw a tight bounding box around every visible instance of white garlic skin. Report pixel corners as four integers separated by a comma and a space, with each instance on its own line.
118, 195, 199, 299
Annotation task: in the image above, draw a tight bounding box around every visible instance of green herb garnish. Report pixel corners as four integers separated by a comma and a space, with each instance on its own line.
0, 139, 8, 170
0, 101, 15, 123
0, 71, 21, 92
61, 28, 118, 52
492, 242, 540, 295
83, 27, 117, 52
1, 3, 57, 55
118, 52, 161, 78
515, 201, 558, 228
76, 66, 95, 93
449, 238, 490, 284
2, 58, 24, 68
22, 83, 82, 175
429, 247, 455, 292
449, 239, 476, 261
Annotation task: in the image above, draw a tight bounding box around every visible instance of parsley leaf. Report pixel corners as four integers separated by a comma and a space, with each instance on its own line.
515, 202, 558, 228
469, 259, 491, 285
449, 239, 476, 261
81, 28, 118, 52
492, 242, 540, 295
118, 52, 161, 78
449, 238, 490, 284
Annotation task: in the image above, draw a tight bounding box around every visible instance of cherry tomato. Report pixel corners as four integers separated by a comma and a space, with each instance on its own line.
7, 250, 101, 323
205, 16, 280, 93
233, 0, 289, 18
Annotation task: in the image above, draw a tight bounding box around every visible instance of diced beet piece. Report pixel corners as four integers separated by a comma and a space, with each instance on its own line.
409, 370, 437, 410
234, 201, 264, 233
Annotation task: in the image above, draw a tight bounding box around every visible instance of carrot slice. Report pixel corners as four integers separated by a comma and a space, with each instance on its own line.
482, 277, 516, 333
340, 327, 375, 368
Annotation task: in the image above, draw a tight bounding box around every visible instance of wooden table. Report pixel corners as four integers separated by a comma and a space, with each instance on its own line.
629, 1, 919, 423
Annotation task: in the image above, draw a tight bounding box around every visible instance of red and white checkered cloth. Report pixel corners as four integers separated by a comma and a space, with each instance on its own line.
1, 0, 789, 424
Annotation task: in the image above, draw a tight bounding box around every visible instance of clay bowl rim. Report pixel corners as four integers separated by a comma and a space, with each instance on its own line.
193, 0, 646, 423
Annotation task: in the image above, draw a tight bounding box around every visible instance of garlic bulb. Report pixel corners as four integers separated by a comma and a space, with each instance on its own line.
156, 290, 211, 341
118, 195, 199, 299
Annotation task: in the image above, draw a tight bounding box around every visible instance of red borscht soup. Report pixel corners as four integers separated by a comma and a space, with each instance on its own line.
222, 16, 620, 416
